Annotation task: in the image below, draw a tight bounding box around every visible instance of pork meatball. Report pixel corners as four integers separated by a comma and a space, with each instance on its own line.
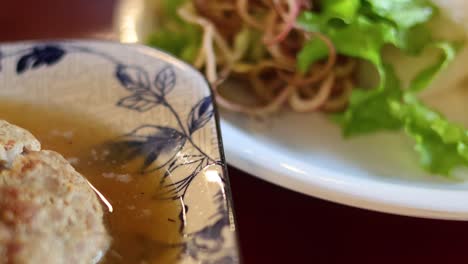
0, 121, 110, 264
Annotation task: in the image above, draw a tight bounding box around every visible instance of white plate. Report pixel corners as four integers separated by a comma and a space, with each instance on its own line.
220, 93, 468, 219
116, 0, 468, 220
220, 85, 468, 220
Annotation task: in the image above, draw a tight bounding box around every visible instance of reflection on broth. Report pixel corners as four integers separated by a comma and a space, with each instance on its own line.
0, 101, 182, 264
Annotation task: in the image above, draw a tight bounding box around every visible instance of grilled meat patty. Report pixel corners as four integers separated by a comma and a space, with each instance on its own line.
0, 120, 110, 264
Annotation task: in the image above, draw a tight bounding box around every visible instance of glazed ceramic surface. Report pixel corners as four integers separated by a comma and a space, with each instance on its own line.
0, 40, 238, 263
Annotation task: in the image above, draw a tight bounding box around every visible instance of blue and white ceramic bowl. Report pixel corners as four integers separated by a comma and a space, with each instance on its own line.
0, 40, 238, 263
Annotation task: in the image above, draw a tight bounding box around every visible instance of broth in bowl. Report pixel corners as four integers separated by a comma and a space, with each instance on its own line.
0, 100, 183, 263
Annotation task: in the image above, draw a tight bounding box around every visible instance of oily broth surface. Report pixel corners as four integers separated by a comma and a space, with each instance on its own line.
0, 101, 182, 263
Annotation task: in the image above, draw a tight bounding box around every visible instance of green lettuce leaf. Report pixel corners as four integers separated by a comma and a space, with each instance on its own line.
327, 15, 397, 66
297, 37, 330, 73
160, 0, 187, 18
297, 13, 397, 81
297, 12, 323, 32
296, 0, 437, 73
409, 42, 458, 92
146, 0, 201, 62
298, 1, 465, 175
298, 13, 398, 64
396, 24, 432, 54
321, 0, 361, 24
336, 64, 402, 136
364, 0, 435, 29
147, 28, 200, 62
363, 0, 436, 54
390, 94, 468, 175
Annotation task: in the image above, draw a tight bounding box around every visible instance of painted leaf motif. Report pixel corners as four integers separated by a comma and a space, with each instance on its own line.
184, 211, 237, 263
188, 96, 214, 135
17, 45, 65, 73
157, 157, 207, 200
117, 94, 159, 112
106, 125, 186, 172
115, 64, 151, 93
153, 66, 176, 96
186, 216, 228, 255
160, 154, 205, 183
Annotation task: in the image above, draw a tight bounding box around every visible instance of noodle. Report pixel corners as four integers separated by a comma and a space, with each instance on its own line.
203, 25, 217, 83
273, 0, 290, 21
288, 73, 335, 112
193, 47, 206, 69
280, 32, 337, 86
322, 79, 353, 111
264, 0, 300, 45
263, 11, 297, 67
173, 0, 356, 115
178, 3, 236, 82
215, 84, 297, 115
249, 60, 290, 101
236, 0, 265, 30
334, 59, 356, 78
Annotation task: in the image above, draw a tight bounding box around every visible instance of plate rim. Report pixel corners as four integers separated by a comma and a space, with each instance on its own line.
221, 119, 468, 221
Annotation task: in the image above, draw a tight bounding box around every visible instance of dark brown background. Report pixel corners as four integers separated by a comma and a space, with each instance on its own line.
2, 1, 468, 263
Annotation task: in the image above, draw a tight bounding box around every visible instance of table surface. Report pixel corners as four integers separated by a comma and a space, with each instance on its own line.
3, 1, 468, 263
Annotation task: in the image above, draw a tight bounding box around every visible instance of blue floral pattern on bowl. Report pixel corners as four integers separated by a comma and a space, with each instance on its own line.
0, 41, 239, 264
